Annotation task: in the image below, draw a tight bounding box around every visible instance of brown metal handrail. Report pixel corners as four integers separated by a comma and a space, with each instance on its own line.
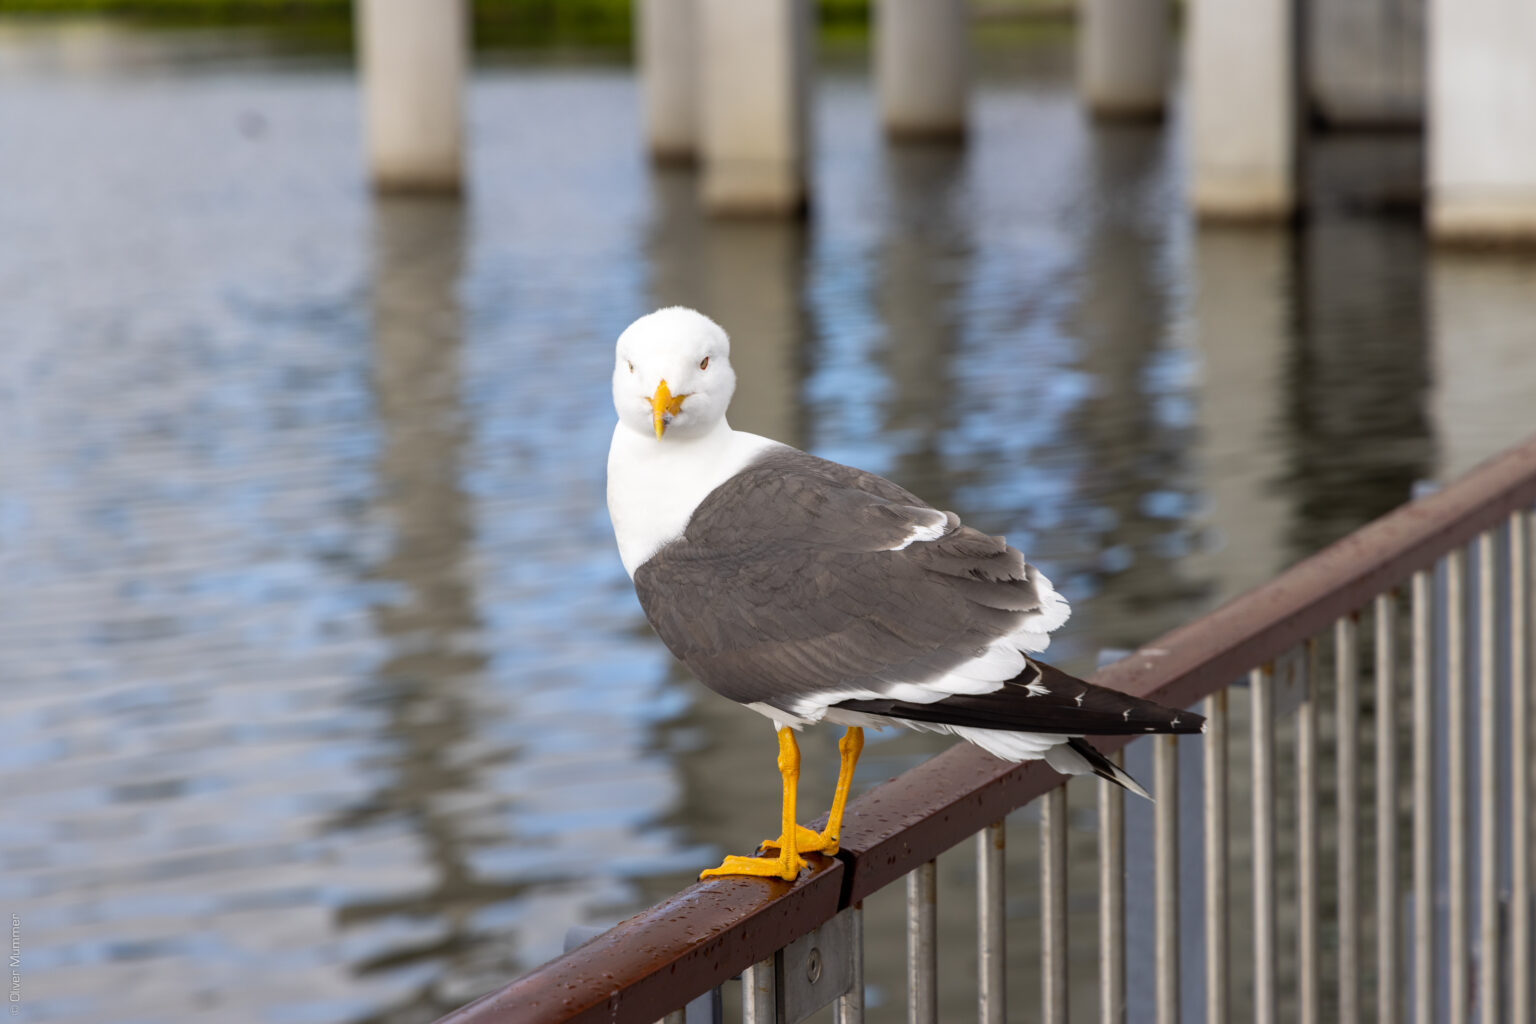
438, 434, 1536, 1024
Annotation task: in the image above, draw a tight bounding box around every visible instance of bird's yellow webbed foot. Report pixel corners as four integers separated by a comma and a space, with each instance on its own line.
698, 726, 810, 882
700, 849, 807, 881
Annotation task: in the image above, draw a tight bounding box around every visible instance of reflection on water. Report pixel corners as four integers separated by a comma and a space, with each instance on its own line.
0, 18, 1533, 1024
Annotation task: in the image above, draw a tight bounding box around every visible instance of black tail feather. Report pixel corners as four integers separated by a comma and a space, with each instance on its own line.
1064, 737, 1150, 799
833, 657, 1205, 737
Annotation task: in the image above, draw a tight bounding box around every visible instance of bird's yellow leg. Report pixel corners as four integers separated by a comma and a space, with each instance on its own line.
700, 727, 807, 881
763, 726, 864, 856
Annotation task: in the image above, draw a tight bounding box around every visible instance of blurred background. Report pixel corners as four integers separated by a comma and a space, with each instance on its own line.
0, 1, 1533, 1021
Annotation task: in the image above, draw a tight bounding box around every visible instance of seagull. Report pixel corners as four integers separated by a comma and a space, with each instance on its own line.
606, 307, 1203, 881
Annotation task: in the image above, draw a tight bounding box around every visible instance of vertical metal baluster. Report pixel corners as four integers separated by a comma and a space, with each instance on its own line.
1338, 615, 1361, 1024
1100, 749, 1126, 1024
1254, 663, 1277, 1024
1478, 531, 1500, 1024
1204, 690, 1230, 1024
1299, 640, 1320, 1024
835, 902, 865, 1024
1449, 547, 1469, 1024
978, 822, 1006, 1024
1413, 568, 1436, 1024
1155, 734, 1180, 1024
1043, 788, 1069, 1024
743, 956, 776, 1024
1375, 591, 1400, 1024
908, 860, 937, 1024
1515, 510, 1533, 1024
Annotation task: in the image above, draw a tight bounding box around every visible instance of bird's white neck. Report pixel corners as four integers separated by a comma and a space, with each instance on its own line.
607, 418, 781, 577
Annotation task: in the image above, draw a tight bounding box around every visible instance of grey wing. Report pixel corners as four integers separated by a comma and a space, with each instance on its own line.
632, 448, 1070, 718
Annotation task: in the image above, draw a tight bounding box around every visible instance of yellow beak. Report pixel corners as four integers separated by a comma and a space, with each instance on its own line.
651, 379, 687, 439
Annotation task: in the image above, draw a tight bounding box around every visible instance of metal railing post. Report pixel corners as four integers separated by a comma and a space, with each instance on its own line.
1375, 591, 1400, 1024
1154, 735, 1180, 1024
743, 956, 776, 1024
1413, 568, 1436, 1024
1253, 663, 1277, 1024
977, 824, 1006, 1024
907, 861, 937, 1024
1477, 531, 1501, 1024
1449, 548, 1470, 1024
1513, 510, 1533, 1024
1203, 691, 1229, 1024
1100, 750, 1127, 1024
1337, 615, 1361, 1023
1043, 789, 1069, 1023
1298, 641, 1320, 1024
834, 903, 865, 1024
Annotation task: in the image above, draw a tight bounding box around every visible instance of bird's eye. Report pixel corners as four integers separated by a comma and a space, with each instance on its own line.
699, 356, 710, 370
626, 360, 634, 373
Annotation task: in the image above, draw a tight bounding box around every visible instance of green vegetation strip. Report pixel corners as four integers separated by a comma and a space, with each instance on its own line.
0, 0, 871, 22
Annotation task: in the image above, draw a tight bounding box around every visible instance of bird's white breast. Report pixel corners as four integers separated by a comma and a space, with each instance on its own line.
607, 420, 783, 577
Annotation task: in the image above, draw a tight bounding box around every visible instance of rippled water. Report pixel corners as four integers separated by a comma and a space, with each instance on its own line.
1, 18, 1534, 1024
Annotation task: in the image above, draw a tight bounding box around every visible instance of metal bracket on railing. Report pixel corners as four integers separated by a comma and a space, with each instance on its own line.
776, 905, 859, 1024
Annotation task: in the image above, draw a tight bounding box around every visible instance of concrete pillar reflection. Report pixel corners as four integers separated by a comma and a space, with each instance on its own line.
698, 0, 811, 216
1286, 136, 1431, 554
1080, 0, 1170, 120
875, 0, 969, 140
1428, 0, 1536, 242
356, 0, 468, 193
1430, 255, 1536, 477
1187, 0, 1297, 219
349, 195, 485, 958
876, 143, 966, 510
1070, 122, 1192, 645
1186, 227, 1293, 599
1307, 0, 1422, 128
635, 0, 698, 162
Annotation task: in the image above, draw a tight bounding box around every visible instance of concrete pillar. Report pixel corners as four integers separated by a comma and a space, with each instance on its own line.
875, 0, 969, 140
635, 0, 698, 162
1429, 0, 1536, 243
1080, 0, 1170, 119
1187, 0, 1298, 219
698, 0, 811, 216
1307, 0, 1423, 128
356, 0, 468, 193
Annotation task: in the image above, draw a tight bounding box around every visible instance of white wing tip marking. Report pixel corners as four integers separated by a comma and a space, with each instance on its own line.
1025, 682, 1050, 697
1073, 690, 1085, 706
886, 511, 947, 551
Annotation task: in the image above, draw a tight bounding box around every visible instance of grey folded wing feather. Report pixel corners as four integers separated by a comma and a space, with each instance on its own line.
632, 448, 1060, 715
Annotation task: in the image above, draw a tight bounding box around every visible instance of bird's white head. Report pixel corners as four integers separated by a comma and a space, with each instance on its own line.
613, 307, 736, 441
